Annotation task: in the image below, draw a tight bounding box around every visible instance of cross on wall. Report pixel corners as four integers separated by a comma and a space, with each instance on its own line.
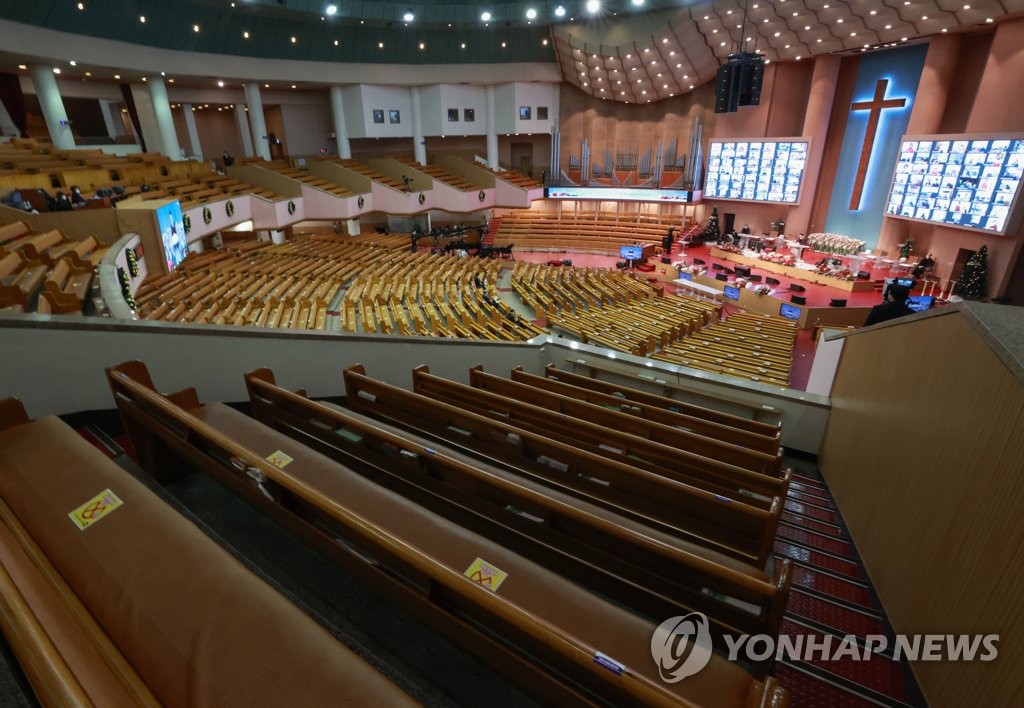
848, 78, 907, 211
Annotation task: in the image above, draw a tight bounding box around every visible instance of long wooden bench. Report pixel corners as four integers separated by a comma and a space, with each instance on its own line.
547, 364, 782, 432
413, 366, 788, 504
0, 397, 415, 707
345, 365, 781, 567
468, 366, 784, 476
244, 368, 791, 663
108, 361, 787, 707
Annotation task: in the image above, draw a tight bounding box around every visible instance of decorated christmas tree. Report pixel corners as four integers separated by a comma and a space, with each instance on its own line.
701, 206, 721, 244
956, 245, 988, 300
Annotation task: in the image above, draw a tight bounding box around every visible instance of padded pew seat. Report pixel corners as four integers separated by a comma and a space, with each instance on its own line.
0, 408, 415, 707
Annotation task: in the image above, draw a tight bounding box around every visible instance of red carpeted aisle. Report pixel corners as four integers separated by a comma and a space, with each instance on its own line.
772, 471, 923, 707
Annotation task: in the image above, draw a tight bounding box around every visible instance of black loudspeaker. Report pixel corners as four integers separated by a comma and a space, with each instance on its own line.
661, 257, 672, 264
693, 258, 706, 265
738, 59, 765, 107
857, 270, 871, 280
830, 299, 847, 307
716, 273, 728, 282
789, 284, 806, 293
791, 295, 807, 305
715, 63, 738, 113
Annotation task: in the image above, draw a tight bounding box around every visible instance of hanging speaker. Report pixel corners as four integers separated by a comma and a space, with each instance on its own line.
738, 59, 765, 107
715, 63, 738, 114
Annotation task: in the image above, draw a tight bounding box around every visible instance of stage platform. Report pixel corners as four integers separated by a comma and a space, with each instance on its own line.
709, 248, 876, 292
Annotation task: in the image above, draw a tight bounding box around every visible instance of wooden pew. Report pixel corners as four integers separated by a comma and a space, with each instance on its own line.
108, 361, 787, 708
468, 366, 784, 476
0, 397, 416, 707
344, 365, 782, 568
507, 366, 780, 455
543, 365, 781, 436
244, 368, 792, 662
413, 366, 788, 504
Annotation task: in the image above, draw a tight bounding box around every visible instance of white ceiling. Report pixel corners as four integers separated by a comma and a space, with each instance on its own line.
553, 0, 1024, 103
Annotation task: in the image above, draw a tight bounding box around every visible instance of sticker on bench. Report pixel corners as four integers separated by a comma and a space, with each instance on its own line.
69, 489, 123, 531
356, 390, 377, 403
265, 450, 294, 469
464, 557, 509, 593
536, 455, 569, 472
593, 652, 625, 677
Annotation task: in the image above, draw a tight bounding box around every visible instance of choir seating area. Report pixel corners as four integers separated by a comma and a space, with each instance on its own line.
0, 219, 106, 314
654, 311, 798, 387
91, 358, 793, 707
0, 139, 280, 209
480, 165, 544, 189
494, 210, 675, 254
395, 157, 479, 191
321, 157, 407, 191
258, 160, 354, 198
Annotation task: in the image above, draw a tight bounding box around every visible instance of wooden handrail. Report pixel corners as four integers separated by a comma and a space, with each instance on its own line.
106, 361, 704, 707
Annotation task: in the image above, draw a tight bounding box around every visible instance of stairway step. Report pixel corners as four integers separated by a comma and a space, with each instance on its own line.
782, 512, 846, 537
786, 591, 886, 639
787, 564, 875, 609
775, 541, 863, 580
786, 500, 842, 525
773, 662, 892, 708
778, 524, 856, 558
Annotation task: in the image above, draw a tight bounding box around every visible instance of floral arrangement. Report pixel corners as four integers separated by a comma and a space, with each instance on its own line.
753, 284, 772, 296
758, 252, 796, 267
816, 263, 856, 282
734, 276, 749, 287
807, 232, 866, 255
678, 263, 707, 276
716, 243, 742, 254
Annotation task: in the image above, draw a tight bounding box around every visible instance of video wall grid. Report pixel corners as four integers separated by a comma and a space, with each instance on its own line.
885, 134, 1024, 235
704, 138, 809, 204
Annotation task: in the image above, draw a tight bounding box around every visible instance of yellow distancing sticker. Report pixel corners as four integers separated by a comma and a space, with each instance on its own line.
265, 450, 294, 468
464, 557, 509, 593
68, 489, 123, 531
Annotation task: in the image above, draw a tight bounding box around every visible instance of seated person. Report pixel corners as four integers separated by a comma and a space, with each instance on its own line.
69, 185, 87, 206
913, 252, 935, 278
54, 191, 74, 212
864, 284, 914, 326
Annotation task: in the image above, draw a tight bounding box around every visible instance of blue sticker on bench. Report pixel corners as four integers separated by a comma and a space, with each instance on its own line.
593, 652, 624, 676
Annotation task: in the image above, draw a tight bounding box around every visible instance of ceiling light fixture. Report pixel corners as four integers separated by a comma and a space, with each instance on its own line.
403, 10, 414, 22
526, 8, 537, 19
325, 3, 337, 15
480, 11, 492, 21
554, 5, 566, 17
586, 0, 600, 14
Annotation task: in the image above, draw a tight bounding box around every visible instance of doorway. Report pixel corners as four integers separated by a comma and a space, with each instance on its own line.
949, 247, 975, 283
511, 142, 532, 177
723, 212, 736, 234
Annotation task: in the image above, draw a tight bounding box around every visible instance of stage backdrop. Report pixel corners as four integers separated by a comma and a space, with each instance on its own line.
824, 45, 928, 247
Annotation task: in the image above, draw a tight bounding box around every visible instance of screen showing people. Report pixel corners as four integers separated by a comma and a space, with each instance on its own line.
619, 245, 643, 260
157, 201, 188, 271
779, 302, 801, 320
704, 139, 808, 203
885, 136, 1024, 234
723, 285, 741, 301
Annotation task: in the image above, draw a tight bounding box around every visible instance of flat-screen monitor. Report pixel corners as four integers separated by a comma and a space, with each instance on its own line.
704, 138, 809, 203
715, 272, 728, 282
907, 295, 935, 313
619, 245, 643, 260
779, 302, 801, 320
678, 271, 693, 281
156, 201, 187, 271
545, 187, 696, 202
896, 277, 915, 288
884, 134, 1024, 235
723, 285, 741, 300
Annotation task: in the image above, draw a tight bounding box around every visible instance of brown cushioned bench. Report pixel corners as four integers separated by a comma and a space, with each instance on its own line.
244, 368, 791, 665
108, 361, 788, 707
413, 366, 788, 505
0, 397, 415, 707
344, 365, 781, 568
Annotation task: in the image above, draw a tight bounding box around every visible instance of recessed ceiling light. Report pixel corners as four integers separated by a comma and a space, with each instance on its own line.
403, 10, 414, 22
922, 15, 928, 20
243, 30, 249, 38
141, 76, 147, 82
77, 2, 84, 9
69, 60, 77, 66
526, 8, 537, 19
217, 80, 224, 87
334, 39, 339, 46
586, 0, 601, 13
632, 0, 644, 5
52, 68, 61, 74
325, 3, 337, 15
902, 36, 908, 41
885, 24, 892, 29
501, 41, 506, 47
85, 71, 92, 76
168, 78, 174, 83
870, 9, 877, 14
378, 41, 384, 48
554, 5, 566, 17
662, 37, 668, 43
942, 28, 948, 32
419, 42, 426, 50
291, 84, 297, 89
114, 73, 120, 79
264, 83, 269, 88
291, 36, 297, 43
17, 64, 26, 70
460, 42, 466, 49
817, 38, 822, 42
986, 17, 993, 23
193, 24, 200, 32
542, 38, 548, 45
804, 25, 810, 30
796, 56, 802, 60
963, 3, 971, 8
480, 11, 492, 21
837, 18, 844, 24
139, 15, 145, 23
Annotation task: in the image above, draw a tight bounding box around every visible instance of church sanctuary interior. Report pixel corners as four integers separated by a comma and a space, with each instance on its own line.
1, 0, 1024, 706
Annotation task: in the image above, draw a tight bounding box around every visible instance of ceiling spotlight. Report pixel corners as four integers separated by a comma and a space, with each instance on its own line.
52, 68, 61, 74
632, 0, 644, 5
554, 5, 566, 17
17, 64, 26, 70
403, 9, 414, 22
325, 3, 337, 15
85, 71, 92, 76
526, 8, 537, 19
139, 15, 145, 23
77, 1, 84, 8
69, 60, 77, 66
291, 36, 297, 43
243, 30, 250, 38
114, 74, 120, 79
480, 11, 492, 21
586, 0, 600, 13
217, 80, 224, 87
193, 24, 200, 32
333, 39, 339, 45
419, 42, 425, 50
378, 41, 384, 48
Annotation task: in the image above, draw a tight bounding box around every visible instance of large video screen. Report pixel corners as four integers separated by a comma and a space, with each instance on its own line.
704, 139, 809, 203
156, 201, 188, 271
885, 135, 1024, 235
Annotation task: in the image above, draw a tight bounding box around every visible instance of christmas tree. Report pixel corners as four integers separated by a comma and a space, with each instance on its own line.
956, 245, 988, 300
701, 206, 721, 244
